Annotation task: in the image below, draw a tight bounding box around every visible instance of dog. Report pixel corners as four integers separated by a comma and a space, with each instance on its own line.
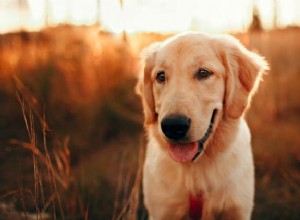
136, 32, 268, 220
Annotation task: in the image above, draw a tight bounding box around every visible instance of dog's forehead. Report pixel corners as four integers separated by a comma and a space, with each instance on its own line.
154, 34, 224, 75
156, 34, 219, 66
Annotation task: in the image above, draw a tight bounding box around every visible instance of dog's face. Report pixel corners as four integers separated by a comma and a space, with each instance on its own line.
137, 33, 268, 163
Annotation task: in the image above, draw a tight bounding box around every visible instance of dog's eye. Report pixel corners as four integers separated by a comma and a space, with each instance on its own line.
156, 71, 166, 83
195, 68, 212, 80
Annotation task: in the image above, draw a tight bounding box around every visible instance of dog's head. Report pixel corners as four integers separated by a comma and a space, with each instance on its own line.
137, 33, 268, 163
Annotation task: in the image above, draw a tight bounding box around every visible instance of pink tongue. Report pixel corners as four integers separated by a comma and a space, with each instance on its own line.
168, 142, 198, 163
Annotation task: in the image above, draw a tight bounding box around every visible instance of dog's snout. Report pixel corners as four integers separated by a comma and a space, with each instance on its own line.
161, 115, 191, 140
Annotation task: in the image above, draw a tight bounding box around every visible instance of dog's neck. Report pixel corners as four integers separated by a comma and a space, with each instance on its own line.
199, 113, 241, 159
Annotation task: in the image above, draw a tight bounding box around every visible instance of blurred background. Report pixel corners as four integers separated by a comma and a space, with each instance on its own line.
0, 0, 299, 219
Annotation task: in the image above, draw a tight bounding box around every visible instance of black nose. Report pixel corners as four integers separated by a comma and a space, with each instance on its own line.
161, 115, 191, 140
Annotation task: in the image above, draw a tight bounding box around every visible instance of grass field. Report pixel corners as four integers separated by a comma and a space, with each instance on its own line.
0, 25, 299, 219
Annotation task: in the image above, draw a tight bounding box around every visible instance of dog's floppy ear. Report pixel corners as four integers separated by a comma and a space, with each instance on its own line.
222, 37, 269, 119
136, 42, 161, 124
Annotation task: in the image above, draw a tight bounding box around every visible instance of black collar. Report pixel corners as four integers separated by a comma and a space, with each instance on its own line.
192, 109, 218, 161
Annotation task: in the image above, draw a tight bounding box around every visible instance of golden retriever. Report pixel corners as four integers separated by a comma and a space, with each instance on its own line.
136, 32, 268, 220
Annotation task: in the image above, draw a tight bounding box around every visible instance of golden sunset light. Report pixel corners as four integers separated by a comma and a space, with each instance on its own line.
0, 0, 300, 33
1, 0, 300, 219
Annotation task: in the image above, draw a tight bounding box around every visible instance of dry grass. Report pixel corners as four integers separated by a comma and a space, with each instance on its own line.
112, 136, 145, 220
0, 25, 299, 219
6, 75, 71, 219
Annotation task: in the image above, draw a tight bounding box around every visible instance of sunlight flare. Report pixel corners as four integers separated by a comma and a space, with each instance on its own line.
0, 0, 299, 33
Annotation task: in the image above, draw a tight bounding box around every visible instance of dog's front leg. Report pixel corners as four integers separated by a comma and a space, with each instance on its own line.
143, 178, 189, 219
143, 162, 189, 220
214, 205, 251, 220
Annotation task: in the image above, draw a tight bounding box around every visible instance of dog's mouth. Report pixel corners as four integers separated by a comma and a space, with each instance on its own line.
168, 142, 198, 163
168, 109, 218, 163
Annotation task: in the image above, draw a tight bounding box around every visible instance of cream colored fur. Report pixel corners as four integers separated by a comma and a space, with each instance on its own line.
136, 32, 268, 220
